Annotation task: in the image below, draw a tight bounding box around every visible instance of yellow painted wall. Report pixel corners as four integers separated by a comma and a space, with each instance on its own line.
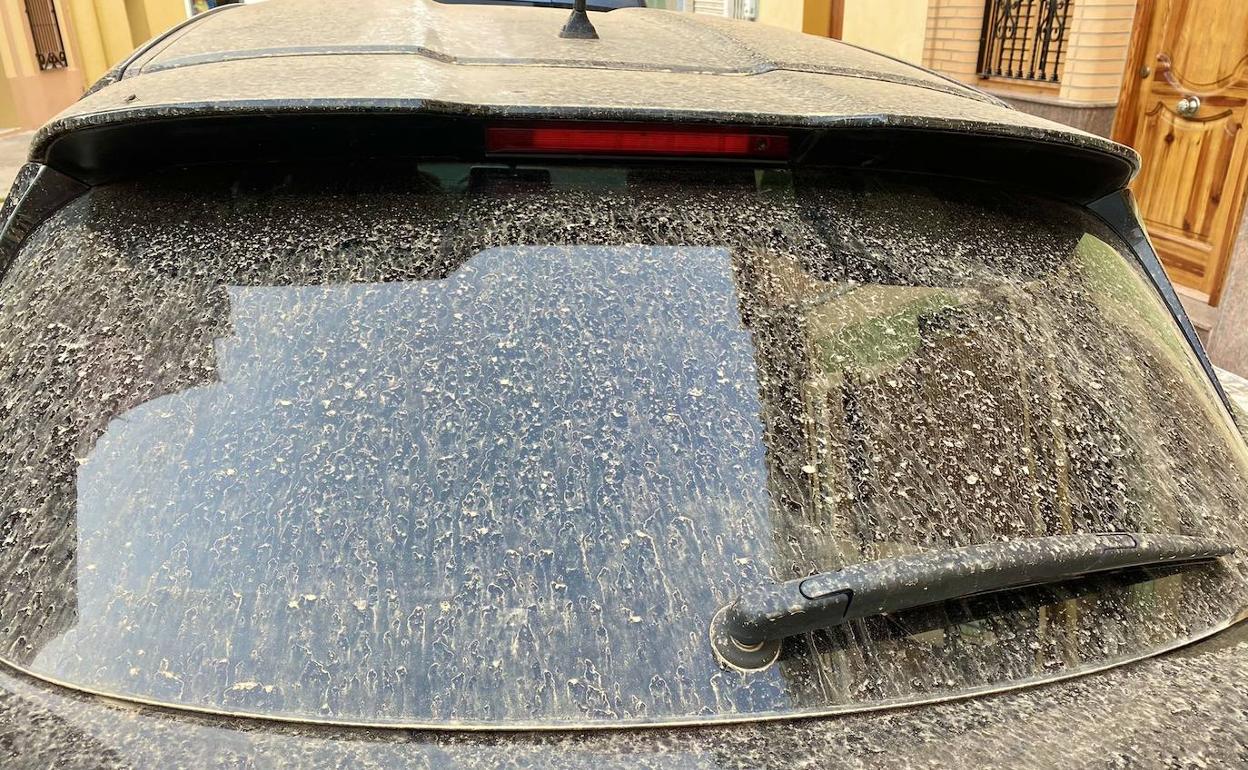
0, 0, 84, 127
67, 0, 109, 82
68, 0, 184, 86
0, 77, 17, 127
757, 0, 805, 33
141, 0, 186, 39
800, 0, 833, 36
0, 2, 25, 126
841, 0, 929, 64
67, 0, 157, 85
0, 0, 36, 79
757, 0, 931, 59
98, 0, 142, 66
0, 0, 184, 128
123, 0, 150, 44
124, 0, 185, 48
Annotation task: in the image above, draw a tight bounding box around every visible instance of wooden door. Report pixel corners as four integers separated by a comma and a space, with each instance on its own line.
802, 0, 844, 38
1112, 0, 1248, 305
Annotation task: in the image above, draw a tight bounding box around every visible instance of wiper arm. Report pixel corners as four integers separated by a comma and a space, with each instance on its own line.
710, 532, 1233, 671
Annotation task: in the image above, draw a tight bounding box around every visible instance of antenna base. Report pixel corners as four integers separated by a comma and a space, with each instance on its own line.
559, 10, 599, 40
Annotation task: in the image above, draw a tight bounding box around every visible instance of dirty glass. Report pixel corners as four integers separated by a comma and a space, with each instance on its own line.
1, 163, 1246, 728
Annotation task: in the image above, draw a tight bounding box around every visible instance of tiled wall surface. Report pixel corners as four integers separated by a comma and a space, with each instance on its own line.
1061, 0, 1137, 104
922, 0, 983, 83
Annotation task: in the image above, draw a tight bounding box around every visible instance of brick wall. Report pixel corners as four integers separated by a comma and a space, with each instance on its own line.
1060, 0, 1137, 104
923, 0, 1137, 106
922, 0, 984, 84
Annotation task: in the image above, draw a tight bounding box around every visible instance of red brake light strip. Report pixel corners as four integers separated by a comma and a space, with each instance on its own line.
486, 125, 790, 159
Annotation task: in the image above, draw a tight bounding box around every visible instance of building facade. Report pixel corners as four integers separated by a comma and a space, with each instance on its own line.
700, 0, 1126, 136
0, 0, 189, 130
921, 0, 1133, 137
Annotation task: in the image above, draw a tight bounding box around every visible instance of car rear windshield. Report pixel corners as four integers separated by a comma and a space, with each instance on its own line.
1, 163, 1246, 728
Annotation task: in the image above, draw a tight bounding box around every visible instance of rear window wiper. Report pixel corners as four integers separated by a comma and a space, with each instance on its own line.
710, 532, 1233, 671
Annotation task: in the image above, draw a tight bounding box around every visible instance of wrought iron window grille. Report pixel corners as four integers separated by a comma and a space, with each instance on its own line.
977, 0, 1071, 84
25, 0, 68, 71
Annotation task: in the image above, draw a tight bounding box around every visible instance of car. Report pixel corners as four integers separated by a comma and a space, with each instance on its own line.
1, 0, 1247, 766
437, 0, 645, 10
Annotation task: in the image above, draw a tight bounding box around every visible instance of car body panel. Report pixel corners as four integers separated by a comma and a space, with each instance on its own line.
2, 620, 1248, 769
120, 0, 992, 96
32, 0, 1135, 185
3, 0, 1245, 761
38, 59, 1129, 158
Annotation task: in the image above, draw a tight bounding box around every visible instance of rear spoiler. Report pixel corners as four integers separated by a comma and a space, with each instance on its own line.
2, 108, 1224, 418
4, 108, 1136, 273
29, 108, 1134, 198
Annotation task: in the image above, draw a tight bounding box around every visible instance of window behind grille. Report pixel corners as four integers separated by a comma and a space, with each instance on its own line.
977, 0, 1071, 83
24, 0, 68, 71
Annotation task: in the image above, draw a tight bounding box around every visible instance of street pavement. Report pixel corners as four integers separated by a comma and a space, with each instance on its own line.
0, 129, 31, 194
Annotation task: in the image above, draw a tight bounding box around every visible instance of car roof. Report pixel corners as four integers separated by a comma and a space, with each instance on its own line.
435, 0, 647, 9
32, 0, 1137, 185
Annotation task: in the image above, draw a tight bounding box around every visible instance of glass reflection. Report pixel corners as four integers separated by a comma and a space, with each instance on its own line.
0, 164, 1245, 727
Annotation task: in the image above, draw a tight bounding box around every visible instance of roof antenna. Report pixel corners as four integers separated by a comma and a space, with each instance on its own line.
559, 0, 599, 40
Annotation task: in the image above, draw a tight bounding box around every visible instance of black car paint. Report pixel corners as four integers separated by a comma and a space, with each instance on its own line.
2, 0, 1246, 762
435, 0, 645, 10
2, 618, 1248, 768
1089, 188, 1233, 410
0, 119, 1211, 418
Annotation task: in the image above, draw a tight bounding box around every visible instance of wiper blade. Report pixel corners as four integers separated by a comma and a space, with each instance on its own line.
710, 532, 1233, 671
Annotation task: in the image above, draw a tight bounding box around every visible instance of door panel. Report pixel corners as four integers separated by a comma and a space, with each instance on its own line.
1167, 1, 1248, 87
1114, 0, 1248, 304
